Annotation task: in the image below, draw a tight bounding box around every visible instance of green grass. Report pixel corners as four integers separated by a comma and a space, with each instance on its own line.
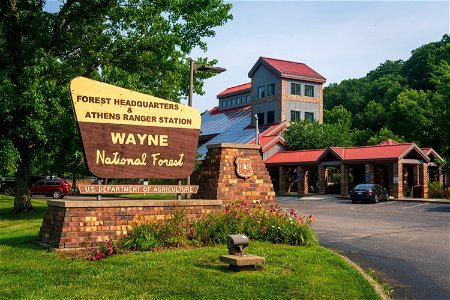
0, 195, 381, 299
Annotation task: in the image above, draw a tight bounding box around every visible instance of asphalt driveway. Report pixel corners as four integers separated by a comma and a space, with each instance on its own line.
277, 195, 450, 300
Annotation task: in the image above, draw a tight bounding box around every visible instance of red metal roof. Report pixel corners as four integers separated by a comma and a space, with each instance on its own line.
248, 57, 326, 82
329, 143, 429, 161
265, 142, 431, 165
377, 139, 400, 146
265, 149, 326, 164
248, 122, 288, 152
208, 104, 251, 115
217, 83, 251, 98
421, 148, 445, 162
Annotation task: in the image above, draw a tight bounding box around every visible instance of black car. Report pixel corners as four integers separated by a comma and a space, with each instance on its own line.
0, 175, 46, 195
350, 183, 389, 203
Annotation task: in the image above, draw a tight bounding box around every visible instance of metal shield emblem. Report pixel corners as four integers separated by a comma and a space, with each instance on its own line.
235, 157, 253, 179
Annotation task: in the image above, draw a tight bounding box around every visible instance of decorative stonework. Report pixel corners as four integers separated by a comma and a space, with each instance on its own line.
196, 144, 276, 204
38, 199, 222, 249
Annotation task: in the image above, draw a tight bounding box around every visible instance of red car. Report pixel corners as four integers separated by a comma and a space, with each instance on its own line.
30, 178, 72, 199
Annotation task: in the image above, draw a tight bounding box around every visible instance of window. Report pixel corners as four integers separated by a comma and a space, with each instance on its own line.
305, 85, 314, 97
256, 112, 265, 125
267, 111, 275, 124
257, 86, 265, 99
305, 112, 315, 122
291, 110, 301, 121
226, 99, 230, 107
291, 83, 301, 95
267, 83, 275, 96
246, 95, 250, 103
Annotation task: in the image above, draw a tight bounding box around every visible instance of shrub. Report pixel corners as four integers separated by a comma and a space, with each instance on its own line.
88, 239, 117, 261
119, 211, 188, 251
192, 202, 318, 246
428, 181, 448, 199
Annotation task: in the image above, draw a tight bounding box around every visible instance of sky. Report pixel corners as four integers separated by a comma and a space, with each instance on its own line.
44, 1, 449, 113
189, 0, 449, 113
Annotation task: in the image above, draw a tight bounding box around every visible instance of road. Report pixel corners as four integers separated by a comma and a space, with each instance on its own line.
277, 195, 450, 300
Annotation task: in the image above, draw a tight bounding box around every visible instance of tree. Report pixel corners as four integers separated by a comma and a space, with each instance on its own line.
0, 0, 232, 213
353, 100, 387, 132
401, 34, 450, 91
324, 105, 352, 129
367, 128, 405, 145
283, 120, 353, 150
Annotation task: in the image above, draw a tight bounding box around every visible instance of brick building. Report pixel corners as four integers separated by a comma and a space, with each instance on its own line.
198, 57, 444, 199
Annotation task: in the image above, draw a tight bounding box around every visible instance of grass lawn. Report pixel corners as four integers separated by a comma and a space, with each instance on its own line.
0, 196, 381, 299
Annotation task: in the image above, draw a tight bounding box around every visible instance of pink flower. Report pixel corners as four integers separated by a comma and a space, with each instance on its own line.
107, 248, 113, 255
95, 253, 105, 260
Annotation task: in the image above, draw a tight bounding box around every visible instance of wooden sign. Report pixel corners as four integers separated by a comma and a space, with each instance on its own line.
77, 185, 199, 194
70, 77, 201, 179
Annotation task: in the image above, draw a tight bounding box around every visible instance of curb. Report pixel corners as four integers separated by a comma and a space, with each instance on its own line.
337, 253, 390, 300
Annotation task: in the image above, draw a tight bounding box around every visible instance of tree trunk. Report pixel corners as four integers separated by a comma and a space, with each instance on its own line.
12, 141, 34, 214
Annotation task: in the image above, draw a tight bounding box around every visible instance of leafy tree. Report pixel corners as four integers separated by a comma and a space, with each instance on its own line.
283, 120, 353, 150
0, 139, 19, 176
353, 100, 387, 132
0, 0, 232, 213
401, 34, 450, 91
387, 89, 442, 149
324, 105, 352, 129
323, 78, 369, 114
367, 128, 405, 145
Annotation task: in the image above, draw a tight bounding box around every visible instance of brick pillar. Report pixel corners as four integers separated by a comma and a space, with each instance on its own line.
279, 166, 286, 193
318, 165, 327, 195
297, 166, 309, 195
419, 163, 429, 198
340, 164, 349, 196
393, 161, 403, 199
365, 164, 374, 183
413, 165, 420, 186
196, 143, 276, 204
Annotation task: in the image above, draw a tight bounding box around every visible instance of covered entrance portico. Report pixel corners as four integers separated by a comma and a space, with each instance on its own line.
265, 142, 432, 199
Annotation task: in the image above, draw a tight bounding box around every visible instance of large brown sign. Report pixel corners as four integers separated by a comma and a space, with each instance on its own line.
70, 77, 201, 179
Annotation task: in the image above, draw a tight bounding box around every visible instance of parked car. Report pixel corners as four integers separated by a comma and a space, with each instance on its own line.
0, 177, 15, 196
350, 183, 389, 203
0, 175, 45, 195
30, 178, 72, 199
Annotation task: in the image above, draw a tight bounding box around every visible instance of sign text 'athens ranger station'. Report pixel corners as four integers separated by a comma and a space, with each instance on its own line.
70, 77, 201, 179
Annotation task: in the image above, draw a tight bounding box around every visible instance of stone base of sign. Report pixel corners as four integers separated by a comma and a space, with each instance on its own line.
38, 199, 222, 250
196, 143, 276, 204
220, 254, 265, 270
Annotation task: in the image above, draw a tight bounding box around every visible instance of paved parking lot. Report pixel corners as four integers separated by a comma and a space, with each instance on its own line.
278, 195, 450, 300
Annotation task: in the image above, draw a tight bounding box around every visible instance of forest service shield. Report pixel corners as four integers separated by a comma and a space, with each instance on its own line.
235, 157, 253, 179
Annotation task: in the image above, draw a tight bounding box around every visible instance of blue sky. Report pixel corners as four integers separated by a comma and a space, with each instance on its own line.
45, 1, 449, 113
190, 1, 449, 113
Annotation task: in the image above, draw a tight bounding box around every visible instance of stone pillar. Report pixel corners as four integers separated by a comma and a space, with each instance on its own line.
340, 164, 349, 196
318, 165, 327, 195
365, 164, 375, 183
196, 143, 276, 204
297, 166, 309, 195
393, 161, 403, 199
419, 162, 429, 198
